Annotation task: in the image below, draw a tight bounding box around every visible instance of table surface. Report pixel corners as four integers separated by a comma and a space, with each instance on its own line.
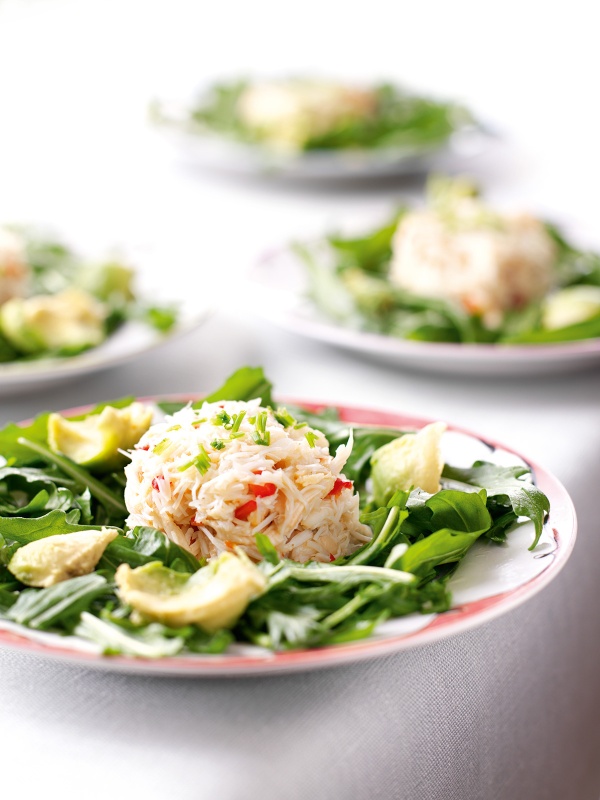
1, 1, 599, 798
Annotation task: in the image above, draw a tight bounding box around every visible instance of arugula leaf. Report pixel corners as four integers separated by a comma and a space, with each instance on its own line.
346, 491, 410, 566
128, 526, 201, 573
328, 212, 403, 274
501, 314, 600, 344
16, 438, 127, 518
442, 461, 549, 549
0, 466, 92, 521
75, 612, 185, 657
6, 573, 109, 630
0, 414, 51, 466
201, 366, 273, 407
399, 528, 482, 579
140, 305, 178, 333
426, 489, 491, 533
255, 533, 280, 565
0, 509, 114, 545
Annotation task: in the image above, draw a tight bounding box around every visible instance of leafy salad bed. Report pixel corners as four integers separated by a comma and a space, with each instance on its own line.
163, 81, 471, 153
0, 229, 177, 365
0, 368, 549, 658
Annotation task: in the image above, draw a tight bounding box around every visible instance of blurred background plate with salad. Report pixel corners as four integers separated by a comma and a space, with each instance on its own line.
153, 77, 494, 180
0, 229, 210, 396
247, 177, 600, 375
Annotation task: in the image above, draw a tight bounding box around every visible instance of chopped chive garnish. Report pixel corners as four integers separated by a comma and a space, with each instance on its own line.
248, 416, 256, 424
192, 418, 207, 428
178, 445, 212, 474
293, 422, 307, 430
153, 438, 170, 455
213, 410, 231, 427
211, 439, 225, 450
229, 432, 245, 440
274, 407, 296, 428
230, 410, 246, 434
305, 432, 318, 448
194, 445, 211, 475
252, 411, 270, 446
167, 424, 182, 432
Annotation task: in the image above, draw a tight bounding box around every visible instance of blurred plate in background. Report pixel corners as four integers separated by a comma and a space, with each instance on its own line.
247, 246, 600, 377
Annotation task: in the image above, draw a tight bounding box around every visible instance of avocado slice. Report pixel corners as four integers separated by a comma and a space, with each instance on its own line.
370, 421, 446, 506
8, 527, 118, 587
0, 288, 106, 355
543, 285, 600, 330
115, 551, 267, 631
48, 402, 153, 472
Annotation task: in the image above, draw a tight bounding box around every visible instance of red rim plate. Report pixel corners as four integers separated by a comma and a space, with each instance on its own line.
0, 398, 577, 676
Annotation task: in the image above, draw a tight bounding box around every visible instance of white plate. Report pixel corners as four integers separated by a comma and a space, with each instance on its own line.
0, 287, 210, 398
160, 114, 494, 181
248, 247, 600, 376
0, 401, 576, 676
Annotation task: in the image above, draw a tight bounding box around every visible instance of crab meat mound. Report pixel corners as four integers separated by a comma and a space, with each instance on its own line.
237, 80, 377, 151
0, 228, 30, 306
124, 400, 372, 564
389, 198, 557, 328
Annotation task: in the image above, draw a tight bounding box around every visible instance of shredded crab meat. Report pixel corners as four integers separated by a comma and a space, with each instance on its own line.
124, 400, 372, 563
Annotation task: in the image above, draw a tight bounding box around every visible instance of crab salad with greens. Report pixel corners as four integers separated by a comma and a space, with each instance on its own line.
0, 367, 550, 658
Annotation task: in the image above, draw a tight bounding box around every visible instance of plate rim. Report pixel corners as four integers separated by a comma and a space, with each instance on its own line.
0, 309, 210, 389
0, 398, 577, 676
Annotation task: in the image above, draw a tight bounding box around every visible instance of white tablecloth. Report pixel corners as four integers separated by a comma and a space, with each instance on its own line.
1, 1, 599, 797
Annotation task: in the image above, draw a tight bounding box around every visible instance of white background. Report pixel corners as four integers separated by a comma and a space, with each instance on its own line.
1, 2, 599, 799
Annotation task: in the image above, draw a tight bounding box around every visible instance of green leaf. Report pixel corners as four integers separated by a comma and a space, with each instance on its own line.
255, 533, 280, 565
0, 414, 51, 466
328, 212, 403, 274
16, 438, 127, 518
501, 314, 600, 344
75, 612, 184, 657
140, 305, 178, 333
6, 573, 109, 630
426, 489, 492, 533
346, 492, 410, 566
442, 461, 550, 549
128, 526, 201, 573
199, 366, 273, 407
399, 527, 487, 578
0, 509, 112, 545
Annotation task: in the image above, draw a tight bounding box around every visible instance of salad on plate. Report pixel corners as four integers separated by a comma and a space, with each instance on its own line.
178, 78, 473, 154
0, 227, 177, 366
294, 176, 600, 346
0, 367, 554, 662
153, 79, 485, 179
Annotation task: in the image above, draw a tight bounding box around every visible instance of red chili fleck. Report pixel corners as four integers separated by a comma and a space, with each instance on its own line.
189, 535, 198, 545
249, 482, 277, 497
327, 478, 353, 497
252, 469, 263, 475
329, 553, 335, 562
138, 444, 150, 451
152, 477, 162, 491
235, 500, 257, 521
